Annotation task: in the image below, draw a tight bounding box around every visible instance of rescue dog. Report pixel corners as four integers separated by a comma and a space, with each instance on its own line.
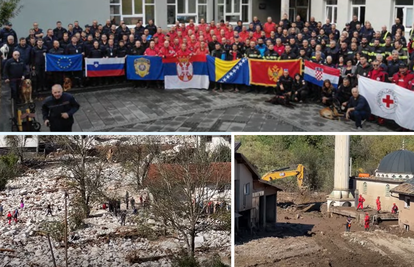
0, 44, 9, 58
265, 95, 291, 106
20, 79, 33, 104
319, 106, 342, 120
63, 77, 72, 91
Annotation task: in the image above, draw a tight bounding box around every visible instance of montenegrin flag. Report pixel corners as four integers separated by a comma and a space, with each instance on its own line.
207, 55, 250, 85
249, 59, 302, 87
163, 55, 209, 90
85, 57, 125, 77
358, 76, 414, 130
304, 60, 340, 88
45, 54, 82, 72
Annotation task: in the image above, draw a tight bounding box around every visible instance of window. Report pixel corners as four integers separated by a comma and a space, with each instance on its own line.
395, 1, 413, 31
290, 0, 309, 22
351, 0, 365, 23
218, 0, 250, 23
243, 183, 250, 195
405, 196, 411, 208
167, 0, 208, 25
110, 0, 155, 27
325, 0, 338, 24
363, 182, 367, 194
385, 184, 390, 197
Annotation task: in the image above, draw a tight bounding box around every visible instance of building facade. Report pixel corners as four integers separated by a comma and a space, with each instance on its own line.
11, 0, 414, 40
390, 181, 414, 231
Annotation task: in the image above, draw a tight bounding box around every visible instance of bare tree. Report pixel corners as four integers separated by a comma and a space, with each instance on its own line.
145, 137, 231, 256
5, 135, 28, 162
52, 136, 111, 217
117, 136, 162, 191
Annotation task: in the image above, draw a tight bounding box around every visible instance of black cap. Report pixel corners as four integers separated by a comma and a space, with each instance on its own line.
5, 21, 12, 26
346, 23, 350, 26
85, 24, 90, 28
399, 63, 407, 68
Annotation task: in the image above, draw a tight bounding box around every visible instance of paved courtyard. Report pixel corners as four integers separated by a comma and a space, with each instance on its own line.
0, 84, 395, 132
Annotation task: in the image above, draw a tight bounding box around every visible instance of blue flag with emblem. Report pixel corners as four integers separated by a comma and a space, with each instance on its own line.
206, 55, 250, 85
45, 54, 83, 72
126, 56, 164, 81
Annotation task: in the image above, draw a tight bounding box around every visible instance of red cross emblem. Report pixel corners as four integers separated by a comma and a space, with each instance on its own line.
382, 95, 394, 108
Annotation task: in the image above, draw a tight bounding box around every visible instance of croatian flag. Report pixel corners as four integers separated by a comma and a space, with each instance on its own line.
163, 55, 209, 90
85, 57, 125, 77
304, 60, 340, 88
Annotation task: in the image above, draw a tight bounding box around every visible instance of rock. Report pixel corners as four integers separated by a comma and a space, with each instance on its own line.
20, 189, 28, 195
195, 236, 204, 248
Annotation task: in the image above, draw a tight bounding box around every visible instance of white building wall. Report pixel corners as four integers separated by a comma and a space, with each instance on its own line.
236, 163, 253, 212
311, 0, 413, 38
0, 135, 38, 148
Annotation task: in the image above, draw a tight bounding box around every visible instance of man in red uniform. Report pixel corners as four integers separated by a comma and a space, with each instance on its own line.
376, 196, 381, 213
176, 43, 192, 57
392, 203, 399, 213
392, 63, 414, 89
195, 41, 209, 55
364, 212, 370, 231
159, 41, 176, 58
153, 27, 165, 43
263, 16, 276, 38
357, 195, 365, 210
144, 40, 159, 56
368, 60, 388, 82
198, 18, 208, 34
186, 19, 196, 33
7, 211, 12, 225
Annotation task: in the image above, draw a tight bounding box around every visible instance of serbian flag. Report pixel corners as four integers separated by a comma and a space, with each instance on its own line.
163, 55, 209, 90
249, 59, 302, 87
304, 60, 340, 88
358, 76, 414, 130
85, 57, 125, 77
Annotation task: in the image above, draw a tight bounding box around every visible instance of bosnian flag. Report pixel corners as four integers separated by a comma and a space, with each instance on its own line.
304, 60, 340, 88
163, 55, 209, 90
358, 76, 414, 130
85, 57, 125, 77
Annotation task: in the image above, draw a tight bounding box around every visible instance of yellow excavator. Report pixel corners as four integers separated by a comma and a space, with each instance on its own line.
261, 164, 306, 189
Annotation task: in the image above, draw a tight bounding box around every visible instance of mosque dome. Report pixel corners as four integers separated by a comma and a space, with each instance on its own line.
377, 150, 414, 177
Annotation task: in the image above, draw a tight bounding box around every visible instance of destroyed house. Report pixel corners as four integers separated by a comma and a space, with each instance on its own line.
390, 179, 414, 231
235, 141, 282, 232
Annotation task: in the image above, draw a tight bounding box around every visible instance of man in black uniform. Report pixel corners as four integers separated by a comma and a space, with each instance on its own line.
245, 41, 261, 93
145, 19, 157, 36
31, 39, 48, 92
43, 29, 54, 51
48, 40, 65, 86
334, 77, 353, 112
42, 84, 80, 132
346, 87, 371, 130
65, 36, 84, 88
53, 21, 67, 42
4, 51, 26, 102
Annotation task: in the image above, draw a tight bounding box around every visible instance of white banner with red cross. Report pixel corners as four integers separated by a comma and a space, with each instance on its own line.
358, 76, 414, 130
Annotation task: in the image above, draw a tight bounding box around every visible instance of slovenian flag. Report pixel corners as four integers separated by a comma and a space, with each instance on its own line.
206, 55, 250, 85
163, 55, 209, 90
85, 57, 125, 77
304, 60, 340, 88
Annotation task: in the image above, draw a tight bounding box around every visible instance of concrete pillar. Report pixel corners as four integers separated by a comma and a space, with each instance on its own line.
280, 0, 289, 19
262, 196, 266, 228
366, 0, 393, 34
156, 0, 168, 28
328, 135, 354, 210
336, 0, 350, 29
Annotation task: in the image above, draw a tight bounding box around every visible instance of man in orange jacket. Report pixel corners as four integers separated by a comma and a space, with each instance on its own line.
357, 195, 365, 210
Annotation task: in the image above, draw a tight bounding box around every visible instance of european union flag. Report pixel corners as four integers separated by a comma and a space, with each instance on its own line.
126, 56, 164, 81
207, 55, 250, 85
45, 54, 83, 72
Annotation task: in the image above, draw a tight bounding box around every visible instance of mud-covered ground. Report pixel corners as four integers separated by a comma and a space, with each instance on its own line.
235, 192, 414, 267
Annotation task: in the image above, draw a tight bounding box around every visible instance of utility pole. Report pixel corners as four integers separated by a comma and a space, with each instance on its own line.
64, 191, 68, 267
47, 233, 57, 267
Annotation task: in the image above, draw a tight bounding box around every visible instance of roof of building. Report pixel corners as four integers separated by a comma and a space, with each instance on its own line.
146, 162, 231, 185
390, 179, 414, 196
235, 141, 241, 152
377, 149, 414, 175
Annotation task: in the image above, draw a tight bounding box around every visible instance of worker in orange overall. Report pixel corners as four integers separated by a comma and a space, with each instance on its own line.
356, 195, 365, 210
364, 212, 370, 231
376, 196, 381, 213
391, 203, 399, 214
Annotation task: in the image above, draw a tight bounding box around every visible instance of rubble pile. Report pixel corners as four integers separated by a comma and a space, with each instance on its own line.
0, 156, 230, 266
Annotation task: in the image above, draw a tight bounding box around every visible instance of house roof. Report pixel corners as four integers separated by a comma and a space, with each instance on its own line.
235, 151, 282, 191
146, 162, 231, 185
235, 141, 241, 152
390, 179, 414, 196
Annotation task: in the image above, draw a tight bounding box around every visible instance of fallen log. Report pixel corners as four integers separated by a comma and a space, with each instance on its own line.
0, 248, 15, 253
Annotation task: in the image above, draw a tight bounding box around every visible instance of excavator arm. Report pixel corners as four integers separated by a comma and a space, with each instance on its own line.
261, 164, 305, 188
